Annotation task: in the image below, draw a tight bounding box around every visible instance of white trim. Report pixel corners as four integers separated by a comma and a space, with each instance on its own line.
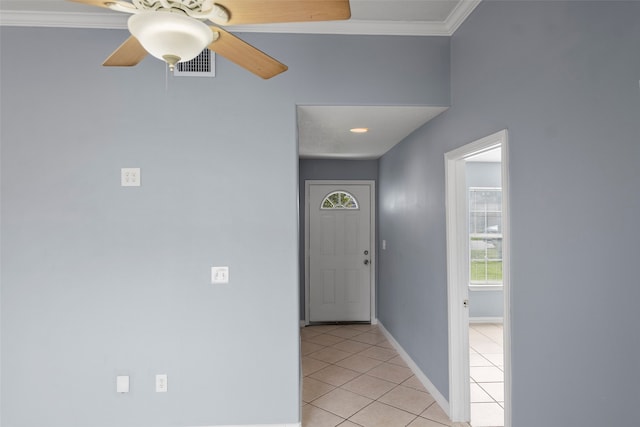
304, 182, 310, 327
443, 0, 482, 34
0, 11, 128, 29
377, 322, 450, 417
469, 317, 503, 324
0, 2, 481, 36
469, 284, 502, 292
304, 180, 376, 325
445, 142, 471, 422
225, 20, 451, 36
501, 133, 512, 427
444, 129, 511, 426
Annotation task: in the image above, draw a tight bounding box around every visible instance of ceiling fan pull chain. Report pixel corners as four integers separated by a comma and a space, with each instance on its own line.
165, 63, 169, 92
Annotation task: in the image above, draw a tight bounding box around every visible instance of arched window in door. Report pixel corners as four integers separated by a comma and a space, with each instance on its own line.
320, 191, 359, 210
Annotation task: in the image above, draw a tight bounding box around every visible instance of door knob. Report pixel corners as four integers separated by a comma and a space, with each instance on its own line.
364, 259, 370, 265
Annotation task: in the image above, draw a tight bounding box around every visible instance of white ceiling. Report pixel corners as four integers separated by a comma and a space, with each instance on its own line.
298, 106, 447, 159
1, 0, 480, 159
1, 0, 481, 35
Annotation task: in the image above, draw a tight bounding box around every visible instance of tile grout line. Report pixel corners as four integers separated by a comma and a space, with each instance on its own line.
469, 323, 505, 427
302, 325, 454, 427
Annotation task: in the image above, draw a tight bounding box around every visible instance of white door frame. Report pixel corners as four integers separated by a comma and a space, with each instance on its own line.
445, 130, 511, 426
304, 180, 376, 325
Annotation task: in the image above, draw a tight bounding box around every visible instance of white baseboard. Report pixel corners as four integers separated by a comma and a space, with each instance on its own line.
377, 321, 450, 418
469, 317, 503, 324
300, 320, 379, 327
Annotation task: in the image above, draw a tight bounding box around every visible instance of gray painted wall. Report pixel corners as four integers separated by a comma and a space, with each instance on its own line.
298, 159, 379, 320
466, 162, 503, 318
378, 1, 640, 426
0, 27, 449, 426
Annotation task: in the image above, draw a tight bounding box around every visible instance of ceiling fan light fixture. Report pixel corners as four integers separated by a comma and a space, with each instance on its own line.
128, 12, 213, 70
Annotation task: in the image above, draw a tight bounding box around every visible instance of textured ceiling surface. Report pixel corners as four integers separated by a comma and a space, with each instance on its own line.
298, 106, 448, 159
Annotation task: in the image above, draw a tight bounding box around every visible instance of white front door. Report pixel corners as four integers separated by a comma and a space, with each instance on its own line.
308, 183, 372, 322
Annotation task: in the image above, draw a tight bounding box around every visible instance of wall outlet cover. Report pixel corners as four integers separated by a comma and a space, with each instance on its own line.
211, 266, 229, 284
121, 168, 141, 187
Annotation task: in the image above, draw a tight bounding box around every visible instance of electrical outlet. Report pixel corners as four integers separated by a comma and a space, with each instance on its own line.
155, 374, 168, 393
121, 168, 140, 187
211, 266, 229, 284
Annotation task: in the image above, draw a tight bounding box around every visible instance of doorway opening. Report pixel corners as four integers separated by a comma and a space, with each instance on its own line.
445, 130, 511, 427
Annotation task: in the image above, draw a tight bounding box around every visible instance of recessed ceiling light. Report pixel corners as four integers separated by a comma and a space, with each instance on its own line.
350, 127, 369, 134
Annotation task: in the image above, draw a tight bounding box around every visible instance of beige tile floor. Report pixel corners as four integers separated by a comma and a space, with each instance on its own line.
469, 323, 504, 427
301, 324, 455, 427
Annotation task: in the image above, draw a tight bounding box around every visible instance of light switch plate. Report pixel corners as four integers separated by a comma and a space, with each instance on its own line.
121, 168, 140, 187
116, 375, 129, 393
211, 266, 229, 284
155, 374, 168, 392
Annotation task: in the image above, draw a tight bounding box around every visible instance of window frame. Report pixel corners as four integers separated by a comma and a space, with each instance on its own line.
468, 186, 503, 289
320, 190, 360, 210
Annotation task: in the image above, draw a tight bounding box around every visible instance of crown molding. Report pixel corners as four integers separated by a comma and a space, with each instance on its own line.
445, 0, 482, 34
226, 20, 452, 36
0, 11, 128, 29
0, 1, 481, 36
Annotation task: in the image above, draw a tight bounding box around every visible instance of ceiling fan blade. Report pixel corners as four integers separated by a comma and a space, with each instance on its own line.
220, 0, 351, 25
68, 0, 113, 9
103, 36, 147, 67
208, 27, 287, 79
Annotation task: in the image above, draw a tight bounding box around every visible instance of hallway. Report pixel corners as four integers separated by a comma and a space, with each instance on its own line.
301, 324, 455, 427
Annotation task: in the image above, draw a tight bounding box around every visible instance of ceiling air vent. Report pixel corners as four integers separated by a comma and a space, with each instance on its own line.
174, 50, 215, 77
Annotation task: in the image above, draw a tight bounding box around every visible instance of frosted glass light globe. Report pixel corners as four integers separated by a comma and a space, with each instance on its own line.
128, 12, 213, 68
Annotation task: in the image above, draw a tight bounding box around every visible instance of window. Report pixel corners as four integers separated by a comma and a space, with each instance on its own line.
321, 191, 359, 210
469, 187, 502, 285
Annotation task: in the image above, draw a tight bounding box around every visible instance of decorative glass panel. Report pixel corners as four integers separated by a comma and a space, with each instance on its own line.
321, 191, 359, 210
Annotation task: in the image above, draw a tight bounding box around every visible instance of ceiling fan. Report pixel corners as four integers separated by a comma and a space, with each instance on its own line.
70, 0, 351, 79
